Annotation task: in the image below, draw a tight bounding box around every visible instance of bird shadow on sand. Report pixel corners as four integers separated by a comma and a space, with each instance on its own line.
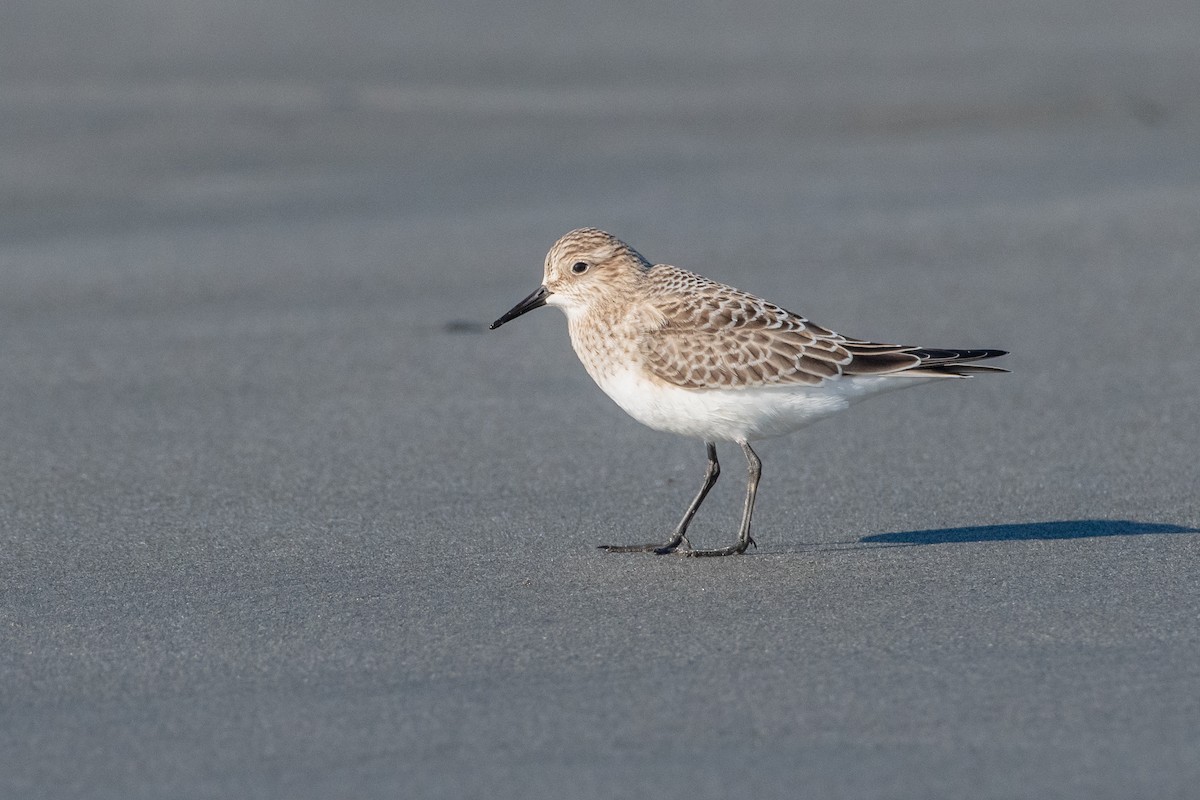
793, 519, 1199, 553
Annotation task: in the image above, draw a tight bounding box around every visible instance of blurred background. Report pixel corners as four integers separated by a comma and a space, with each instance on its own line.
2, 1, 1199, 797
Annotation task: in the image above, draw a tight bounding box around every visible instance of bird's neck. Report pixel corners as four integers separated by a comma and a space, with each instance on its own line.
566, 301, 643, 385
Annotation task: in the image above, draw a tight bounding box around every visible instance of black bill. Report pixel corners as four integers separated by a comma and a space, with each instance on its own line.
490, 285, 551, 329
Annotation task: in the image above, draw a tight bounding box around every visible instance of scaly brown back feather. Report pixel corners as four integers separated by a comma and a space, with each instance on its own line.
637, 265, 1006, 389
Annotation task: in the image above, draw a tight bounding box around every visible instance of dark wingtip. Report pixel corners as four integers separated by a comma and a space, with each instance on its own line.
915, 349, 1010, 377
914, 348, 1009, 362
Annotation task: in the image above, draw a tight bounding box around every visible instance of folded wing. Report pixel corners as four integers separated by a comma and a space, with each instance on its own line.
638, 269, 1006, 390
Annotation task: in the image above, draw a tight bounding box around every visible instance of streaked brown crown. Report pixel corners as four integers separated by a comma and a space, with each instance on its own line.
546, 228, 650, 275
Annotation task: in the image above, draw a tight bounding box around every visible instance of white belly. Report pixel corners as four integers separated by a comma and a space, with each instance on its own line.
591, 366, 911, 442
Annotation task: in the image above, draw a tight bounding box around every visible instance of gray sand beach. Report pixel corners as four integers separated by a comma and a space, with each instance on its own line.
2, 1, 1199, 797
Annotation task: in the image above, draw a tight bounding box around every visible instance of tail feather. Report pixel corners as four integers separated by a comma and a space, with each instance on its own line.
845, 344, 1008, 378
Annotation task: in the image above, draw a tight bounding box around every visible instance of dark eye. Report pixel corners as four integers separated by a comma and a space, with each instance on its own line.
571, 261, 589, 274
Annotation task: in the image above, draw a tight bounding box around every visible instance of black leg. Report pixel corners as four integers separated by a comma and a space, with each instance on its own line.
685, 440, 760, 557
599, 441, 720, 554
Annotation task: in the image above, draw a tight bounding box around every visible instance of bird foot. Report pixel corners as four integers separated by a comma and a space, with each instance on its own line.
597, 543, 665, 553
599, 534, 689, 555
680, 536, 755, 557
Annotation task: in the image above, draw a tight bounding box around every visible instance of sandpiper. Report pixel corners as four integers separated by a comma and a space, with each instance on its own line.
491, 228, 1007, 556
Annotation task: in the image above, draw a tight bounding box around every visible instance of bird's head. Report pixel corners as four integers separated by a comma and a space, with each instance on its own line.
490, 228, 648, 329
